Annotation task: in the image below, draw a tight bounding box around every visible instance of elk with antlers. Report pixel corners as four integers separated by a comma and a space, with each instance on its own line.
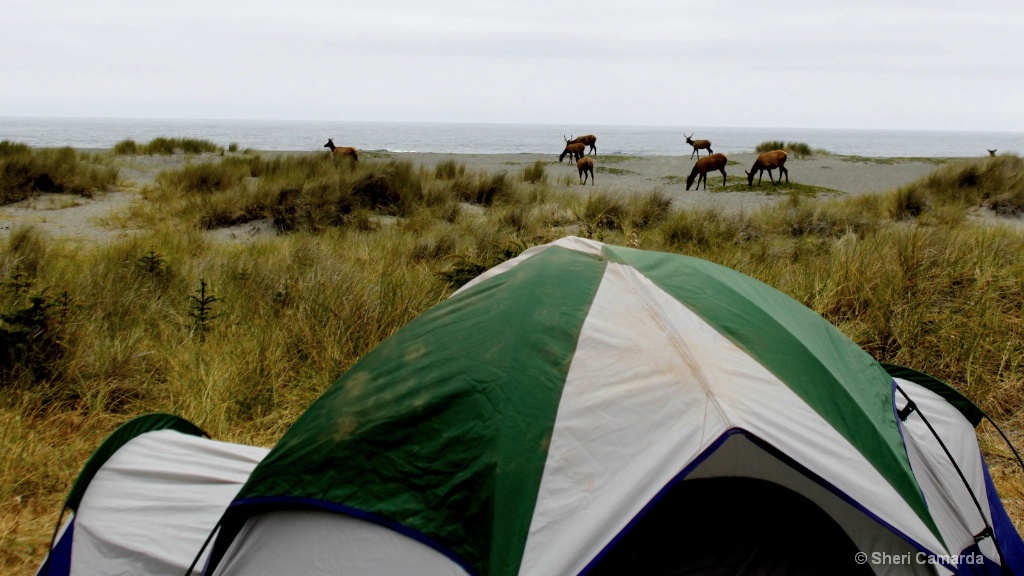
745, 150, 789, 186
568, 134, 597, 155
686, 153, 728, 190
324, 138, 359, 162
577, 157, 595, 185
560, 136, 586, 164
685, 133, 713, 159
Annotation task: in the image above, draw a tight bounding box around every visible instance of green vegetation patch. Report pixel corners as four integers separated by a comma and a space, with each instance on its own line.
596, 166, 637, 176
755, 141, 827, 159
114, 137, 222, 156
593, 155, 638, 164
0, 142, 119, 204
741, 181, 841, 198
840, 156, 950, 166
892, 154, 1024, 216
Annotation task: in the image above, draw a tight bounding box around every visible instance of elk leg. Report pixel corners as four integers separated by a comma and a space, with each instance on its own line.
720, 168, 727, 186
781, 166, 789, 183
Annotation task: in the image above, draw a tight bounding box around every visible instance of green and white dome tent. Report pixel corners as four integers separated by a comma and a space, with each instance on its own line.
43, 236, 1022, 575
198, 236, 1024, 575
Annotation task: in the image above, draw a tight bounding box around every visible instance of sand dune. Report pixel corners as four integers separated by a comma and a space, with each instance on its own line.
0, 150, 965, 245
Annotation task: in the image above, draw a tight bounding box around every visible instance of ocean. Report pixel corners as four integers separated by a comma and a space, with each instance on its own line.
2, 116, 1023, 158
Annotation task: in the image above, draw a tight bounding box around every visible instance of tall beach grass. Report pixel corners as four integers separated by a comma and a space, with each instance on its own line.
3, 145, 1024, 571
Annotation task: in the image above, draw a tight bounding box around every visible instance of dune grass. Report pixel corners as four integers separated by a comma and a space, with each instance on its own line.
114, 137, 222, 156
3, 145, 1024, 572
755, 140, 823, 159
1, 142, 118, 205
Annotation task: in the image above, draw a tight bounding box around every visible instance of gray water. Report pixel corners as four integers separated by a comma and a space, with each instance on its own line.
3, 116, 1023, 158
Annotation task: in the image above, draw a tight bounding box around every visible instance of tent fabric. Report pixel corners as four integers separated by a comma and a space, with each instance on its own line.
585, 476, 874, 576
211, 510, 469, 576
40, 236, 1024, 576
37, 423, 268, 576
63, 413, 207, 511
199, 236, 1024, 576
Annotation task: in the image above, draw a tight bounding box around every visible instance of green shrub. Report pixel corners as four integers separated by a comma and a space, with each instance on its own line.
522, 161, 547, 184
755, 140, 816, 159
892, 155, 1024, 216
434, 159, 465, 180
755, 140, 786, 153
0, 145, 118, 204
577, 192, 626, 231
139, 137, 220, 155
0, 140, 32, 158
155, 160, 247, 194
625, 190, 673, 229
113, 139, 140, 155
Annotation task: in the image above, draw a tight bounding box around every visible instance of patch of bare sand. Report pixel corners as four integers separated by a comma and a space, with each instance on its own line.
0, 191, 140, 245
0, 151, 223, 245
382, 151, 947, 211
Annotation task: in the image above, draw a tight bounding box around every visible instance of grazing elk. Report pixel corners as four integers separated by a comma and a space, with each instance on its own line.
569, 134, 598, 155
577, 157, 594, 185
745, 150, 789, 186
560, 136, 586, 163
324, 138, 359, 162
989, 149, 998, 157
685, 133, 713, 159
686, 153, 728, 190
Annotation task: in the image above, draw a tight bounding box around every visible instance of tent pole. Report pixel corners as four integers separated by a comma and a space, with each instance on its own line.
895, 385, 1003, 565
39, 505, 67, 576
183, 520, 221, 576
982, 413, 1024, 474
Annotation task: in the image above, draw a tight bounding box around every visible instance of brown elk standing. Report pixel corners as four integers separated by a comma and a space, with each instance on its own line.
569, 134, 598, 155
745, 150, 789, 186
324, 138, 359, 162
686, 153, 728, 190
685, 133, 713, 159
560, 136, 586, 163
989, 149, 998, 157
577, 157, 595, 185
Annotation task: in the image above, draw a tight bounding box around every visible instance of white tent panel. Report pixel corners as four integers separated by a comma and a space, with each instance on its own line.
210, 510, 469, 576
896, 378, 1000, 565
520, 263, 945, 575
70, 430, 268, 576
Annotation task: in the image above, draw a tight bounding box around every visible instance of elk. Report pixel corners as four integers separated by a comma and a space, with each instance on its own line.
685, 133, 713, 159
577, 157, 595, 185
560, 136, 586, 163
569, 134, 598, 156
989, 149, 998, 157
324, 138, 359, 162
745, 150, 789, 186
685, 153, 728, 190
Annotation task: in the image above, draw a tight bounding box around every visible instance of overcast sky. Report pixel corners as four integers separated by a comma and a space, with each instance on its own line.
3, 1, 1023, 132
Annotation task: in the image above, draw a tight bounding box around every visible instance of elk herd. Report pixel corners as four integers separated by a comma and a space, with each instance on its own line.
556, 131, 792, 190
323, 131, 795, 190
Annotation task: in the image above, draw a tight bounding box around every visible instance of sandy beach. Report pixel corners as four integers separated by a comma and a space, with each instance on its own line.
0, 150, 964, 244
